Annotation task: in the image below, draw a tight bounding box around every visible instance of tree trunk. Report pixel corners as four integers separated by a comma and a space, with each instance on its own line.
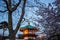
9, 34, 15, 40
8, 11, 15, 40
9, 38, 15, 40
9, 31, 16, 40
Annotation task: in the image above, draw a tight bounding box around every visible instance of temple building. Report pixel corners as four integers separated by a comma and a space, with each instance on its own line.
19, 22, 39, 40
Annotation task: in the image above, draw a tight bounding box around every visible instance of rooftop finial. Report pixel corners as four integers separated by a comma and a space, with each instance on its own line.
28, 21, 30, 25
28, 22, 30, 25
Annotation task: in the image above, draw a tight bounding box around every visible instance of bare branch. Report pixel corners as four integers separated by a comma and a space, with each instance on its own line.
0, 10, 7, 13
14, 0, 26, 34
3, 0, 12, 12
3, 0, 8, 9
12, 0, 21, 12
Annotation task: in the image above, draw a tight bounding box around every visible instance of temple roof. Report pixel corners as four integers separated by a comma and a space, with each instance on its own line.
20, 25, 36, 29
20, 22, 39, 31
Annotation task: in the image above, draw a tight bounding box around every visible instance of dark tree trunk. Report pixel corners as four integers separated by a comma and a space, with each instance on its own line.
8, 11, 15, 40
9, 30, 16, 40
9, 34, 15, 40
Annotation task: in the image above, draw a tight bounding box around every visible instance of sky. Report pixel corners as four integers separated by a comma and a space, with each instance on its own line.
0, 0, 55, 37
40, 0, 54, 6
